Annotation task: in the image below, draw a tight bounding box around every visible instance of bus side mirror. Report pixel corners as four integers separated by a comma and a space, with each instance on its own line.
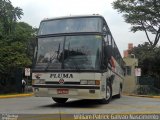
104, 46, 112, 58
31, 37, 38, 68
102, 45, 113, 70
103, 31, 107, 37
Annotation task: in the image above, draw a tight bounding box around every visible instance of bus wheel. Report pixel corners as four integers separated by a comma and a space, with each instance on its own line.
100, 82, 112, 104
52, 98, 68, 104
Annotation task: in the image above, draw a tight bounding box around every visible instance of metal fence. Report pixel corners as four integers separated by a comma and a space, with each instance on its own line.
137, 76, 160, 95
0, 68, 22, 94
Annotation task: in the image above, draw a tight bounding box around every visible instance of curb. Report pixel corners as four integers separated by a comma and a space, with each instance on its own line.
0, 93, 34, 99
124, 94, 160, 99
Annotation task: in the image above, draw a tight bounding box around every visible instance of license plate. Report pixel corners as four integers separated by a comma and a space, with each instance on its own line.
57, 89, 69, 94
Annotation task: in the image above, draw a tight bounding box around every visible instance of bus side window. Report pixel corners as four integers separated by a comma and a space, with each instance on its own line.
103, 35, 112, 65
107, 34, 112, 58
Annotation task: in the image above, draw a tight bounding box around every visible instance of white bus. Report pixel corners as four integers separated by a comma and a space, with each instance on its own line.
32, 15, 124, 104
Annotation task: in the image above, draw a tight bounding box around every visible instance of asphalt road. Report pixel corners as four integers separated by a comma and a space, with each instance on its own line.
0, 95, 160, 119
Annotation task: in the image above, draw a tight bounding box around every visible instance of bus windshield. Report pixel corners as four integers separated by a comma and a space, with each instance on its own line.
38, 17, 102, 35
35, 35, 102, 70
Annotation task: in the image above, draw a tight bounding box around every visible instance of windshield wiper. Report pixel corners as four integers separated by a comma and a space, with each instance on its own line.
44, 61, 62, 71
44, 62, 51, 71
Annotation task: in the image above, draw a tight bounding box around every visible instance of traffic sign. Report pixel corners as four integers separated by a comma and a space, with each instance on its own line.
135, 68, 141, 76
25, 68, 30, 76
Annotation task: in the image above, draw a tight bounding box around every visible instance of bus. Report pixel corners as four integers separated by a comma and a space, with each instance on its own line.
32, 15, 124, 104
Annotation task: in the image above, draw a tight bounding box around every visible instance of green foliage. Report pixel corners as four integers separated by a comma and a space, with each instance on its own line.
0, 22, 36, 75
131, 42, 160, 76
0, 0, 37, 85
113, 0, 160, 47
0, 43, 30, 71
0, 0, 23, 35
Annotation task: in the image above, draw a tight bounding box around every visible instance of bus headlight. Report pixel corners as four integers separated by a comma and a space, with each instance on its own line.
80, 80, 88, 85
33, 79, 45, 84
80, 80, 100, 85
88, 80, 95, 85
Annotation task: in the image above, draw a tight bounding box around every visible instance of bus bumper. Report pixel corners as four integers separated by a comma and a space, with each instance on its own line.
32, 84, 103, 99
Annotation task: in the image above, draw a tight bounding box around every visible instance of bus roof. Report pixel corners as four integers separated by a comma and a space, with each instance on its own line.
41, 14, 105, 22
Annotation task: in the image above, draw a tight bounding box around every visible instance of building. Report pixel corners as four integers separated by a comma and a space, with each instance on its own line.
123, 43, 139, 94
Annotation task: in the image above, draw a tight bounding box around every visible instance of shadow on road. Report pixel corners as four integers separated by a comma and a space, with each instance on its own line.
38, 96, 118, 109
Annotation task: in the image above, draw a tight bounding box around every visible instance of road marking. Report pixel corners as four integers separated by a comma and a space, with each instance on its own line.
124, 94, 160, 99
0, 93, 33, 99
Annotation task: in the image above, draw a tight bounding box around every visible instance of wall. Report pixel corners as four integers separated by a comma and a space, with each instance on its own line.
123, 57, 138, 94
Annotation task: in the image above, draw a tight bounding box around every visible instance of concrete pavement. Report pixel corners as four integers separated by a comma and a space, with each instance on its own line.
0, 92, 160, 99
0, 96, 160, 114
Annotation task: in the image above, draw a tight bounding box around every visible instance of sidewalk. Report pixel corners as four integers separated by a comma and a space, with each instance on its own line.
125, 94, 160, 99
0, 93, 33, 99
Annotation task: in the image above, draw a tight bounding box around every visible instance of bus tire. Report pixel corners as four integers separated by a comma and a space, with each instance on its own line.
100, 82, 112, 104
52, 98, 68, 104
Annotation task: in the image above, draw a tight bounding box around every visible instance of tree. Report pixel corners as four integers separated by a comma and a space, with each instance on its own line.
0, 0, 23, 35
132, 42, 154, 74
113, 0, 160, 48
0, 22, 37, 93
131, 42, 160, 89
13, 22, 37, 62
131, 42, 160, 76
0, 22, 37, 78
0, 0, 37, 93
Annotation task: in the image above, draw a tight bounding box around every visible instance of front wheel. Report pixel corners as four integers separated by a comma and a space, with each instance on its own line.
52, 98, 68, 104
100, 82, 112, 104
